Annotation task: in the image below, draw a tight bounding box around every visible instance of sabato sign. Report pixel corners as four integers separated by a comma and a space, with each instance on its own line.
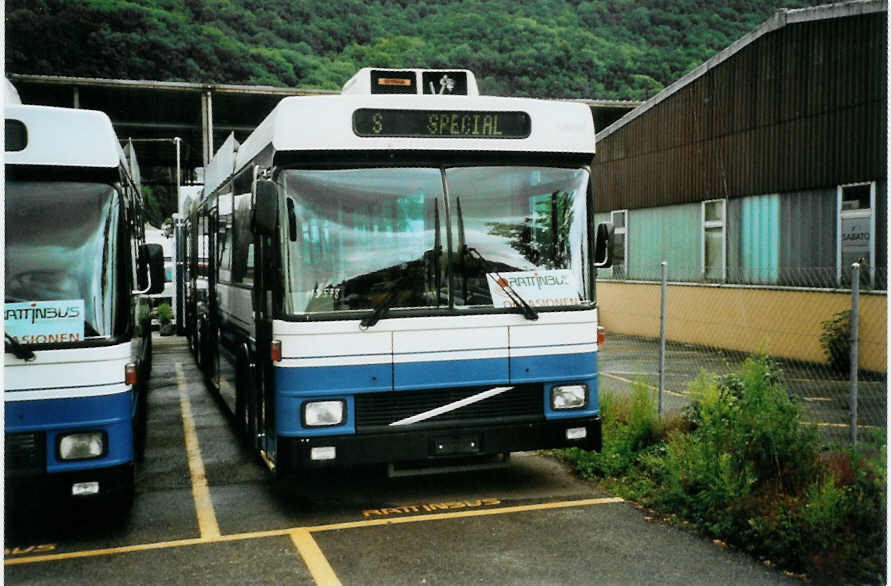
5, 299, 85, 344
486, 269, 580, 308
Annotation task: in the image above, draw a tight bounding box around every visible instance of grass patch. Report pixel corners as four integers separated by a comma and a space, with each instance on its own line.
558, 357, 886, 584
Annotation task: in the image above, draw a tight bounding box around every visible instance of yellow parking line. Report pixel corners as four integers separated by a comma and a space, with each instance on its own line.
290, 529, 343, 586
815, 422, 881, 430
4, 497, 623, 566
176, 363, 221, 538
600, 371, 684, 397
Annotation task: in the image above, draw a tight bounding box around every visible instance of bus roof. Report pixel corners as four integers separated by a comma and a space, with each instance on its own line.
234, 94, 595, 173
204, 133, 239, 200
5, 104, 123, 169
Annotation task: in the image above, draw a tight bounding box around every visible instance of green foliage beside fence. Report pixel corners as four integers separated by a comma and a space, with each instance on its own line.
560, 357, 886, 583
820, 309, 852, 373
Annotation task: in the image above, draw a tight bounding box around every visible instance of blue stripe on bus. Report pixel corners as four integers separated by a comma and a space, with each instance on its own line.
510, 351, 597, 383
275, 362, 393, 395
5, 393, 134, 473
274, 352, 597, 393
395, 357, 508, 390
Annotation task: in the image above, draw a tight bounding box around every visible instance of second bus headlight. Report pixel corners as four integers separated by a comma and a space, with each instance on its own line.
550, 385, 588, 410
303, 400, 345, 427
58, 432, 106, 460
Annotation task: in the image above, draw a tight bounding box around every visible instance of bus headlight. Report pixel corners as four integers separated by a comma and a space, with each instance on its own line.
550, 385, 588, 410
303, 400, 345, 427
58, 432, 106, 460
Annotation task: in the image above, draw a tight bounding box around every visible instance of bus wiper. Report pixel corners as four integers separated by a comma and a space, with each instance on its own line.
5, 333, 36, 361
462, 246, 539, 321
453, 196, 537, 321
359, 274, 412, 330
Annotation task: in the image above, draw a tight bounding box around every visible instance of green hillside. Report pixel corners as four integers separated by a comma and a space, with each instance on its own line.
7, 0, 820, 100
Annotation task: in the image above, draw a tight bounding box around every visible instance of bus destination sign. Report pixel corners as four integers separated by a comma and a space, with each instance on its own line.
353, 109, 531, 139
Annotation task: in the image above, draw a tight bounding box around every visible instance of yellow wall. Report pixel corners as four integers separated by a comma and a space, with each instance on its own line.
597, 281, 887, 373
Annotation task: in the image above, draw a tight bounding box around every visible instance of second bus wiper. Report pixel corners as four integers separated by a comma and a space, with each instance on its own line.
5, 333, 36, 361
462, 247, 539, 321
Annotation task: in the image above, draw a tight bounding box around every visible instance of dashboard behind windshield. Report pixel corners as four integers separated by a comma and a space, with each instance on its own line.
279, 166, 590, 317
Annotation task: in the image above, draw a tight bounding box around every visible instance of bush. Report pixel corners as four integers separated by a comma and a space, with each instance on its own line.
820, 309, 851, 373
156, 302, 173, 326
559, 356, 886, 583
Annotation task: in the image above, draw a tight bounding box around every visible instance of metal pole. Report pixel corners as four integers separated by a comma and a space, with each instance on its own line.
659, 261, 667, 418
174, 137, 184, 335
849, 262, 860, 445
175, 137, 182, 209
201, 90, 214, 167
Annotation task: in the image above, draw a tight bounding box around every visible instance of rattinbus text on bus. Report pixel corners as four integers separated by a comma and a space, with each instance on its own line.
184, 68, 613, 477
5, 95, 165, 510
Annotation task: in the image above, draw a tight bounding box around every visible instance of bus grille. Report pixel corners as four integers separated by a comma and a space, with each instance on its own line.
355, 384, 544, 431
5, 432, 45, 476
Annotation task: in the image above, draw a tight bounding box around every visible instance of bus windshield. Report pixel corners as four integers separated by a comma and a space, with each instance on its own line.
279, 166, 590, 316
5, 181, 122, 341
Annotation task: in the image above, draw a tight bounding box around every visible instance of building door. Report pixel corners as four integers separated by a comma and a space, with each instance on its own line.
837, 182, 875, 288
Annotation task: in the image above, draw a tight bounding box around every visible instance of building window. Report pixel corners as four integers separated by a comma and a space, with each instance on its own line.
610, 209, 627, 278
837, 182, 875, 288
702, 199, 726, 281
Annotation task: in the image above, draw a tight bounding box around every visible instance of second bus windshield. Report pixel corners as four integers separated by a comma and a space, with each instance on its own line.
279, 166, 590, 315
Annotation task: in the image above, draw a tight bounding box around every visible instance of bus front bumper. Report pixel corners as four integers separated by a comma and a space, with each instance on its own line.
277, 416, 601, 472
5, 463, 134, 511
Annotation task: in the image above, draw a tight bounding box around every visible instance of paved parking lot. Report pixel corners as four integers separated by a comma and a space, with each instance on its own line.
5, 335, 803, 585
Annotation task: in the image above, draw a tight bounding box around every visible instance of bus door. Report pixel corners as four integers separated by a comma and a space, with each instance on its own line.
215, 188, 237, 409
252, 175, 278, 463
200, 203, 219, 381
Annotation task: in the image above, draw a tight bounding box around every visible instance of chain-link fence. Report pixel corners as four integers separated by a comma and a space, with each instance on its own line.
596, 263, 887, 446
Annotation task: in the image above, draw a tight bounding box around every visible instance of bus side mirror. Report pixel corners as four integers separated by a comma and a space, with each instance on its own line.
135, 243, 165, 295
253, 180, 278, 235
593, 222, 614, 269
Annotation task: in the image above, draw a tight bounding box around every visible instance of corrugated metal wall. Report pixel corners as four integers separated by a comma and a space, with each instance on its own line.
627, 204, 701, 281
738, 194, 780, 284
778, 188, 837, 286
592, 11, 887, 212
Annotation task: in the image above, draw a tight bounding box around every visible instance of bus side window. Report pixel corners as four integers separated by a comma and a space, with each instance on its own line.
231, 192, 254, 285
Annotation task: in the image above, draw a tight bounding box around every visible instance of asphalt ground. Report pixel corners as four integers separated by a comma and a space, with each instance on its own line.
5, 335, 804, 585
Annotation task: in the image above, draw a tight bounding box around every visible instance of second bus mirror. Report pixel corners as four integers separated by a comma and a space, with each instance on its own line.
593, 222, 614, 269
136, 243, 165, 295
253, 180, 279, 235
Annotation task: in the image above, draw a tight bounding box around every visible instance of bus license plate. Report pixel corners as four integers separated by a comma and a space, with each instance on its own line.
431, 435, 481, 456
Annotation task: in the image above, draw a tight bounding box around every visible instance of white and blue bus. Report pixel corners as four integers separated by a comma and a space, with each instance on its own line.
4, 103, 165, 509
188, 68, 613, 476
